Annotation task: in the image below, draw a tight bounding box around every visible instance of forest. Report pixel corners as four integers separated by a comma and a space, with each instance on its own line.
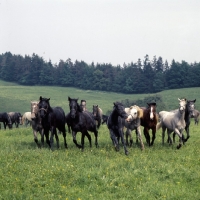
0, 52, 200, 94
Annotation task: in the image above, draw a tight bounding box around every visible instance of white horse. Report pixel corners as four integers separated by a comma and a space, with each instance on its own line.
22, 112, 32, 127
156, 98, 187, 149
123, 105, 144, 150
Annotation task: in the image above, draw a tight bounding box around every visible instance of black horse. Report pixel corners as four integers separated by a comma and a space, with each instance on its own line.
107, 102, 128, 155
68, 97, 98, 150
38, 96, 67, 150
102, 114, 109, 125
0, 112, 12, 129
8, 112, 22, 128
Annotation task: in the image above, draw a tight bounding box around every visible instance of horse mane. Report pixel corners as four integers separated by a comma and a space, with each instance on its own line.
130, 105, 143, 118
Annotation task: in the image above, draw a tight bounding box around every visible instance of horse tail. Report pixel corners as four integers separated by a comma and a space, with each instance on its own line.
22, 114, 25, 125
156, 122, 162, 131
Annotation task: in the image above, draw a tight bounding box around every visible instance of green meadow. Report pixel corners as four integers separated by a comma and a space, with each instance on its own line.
0, 80, 199, 200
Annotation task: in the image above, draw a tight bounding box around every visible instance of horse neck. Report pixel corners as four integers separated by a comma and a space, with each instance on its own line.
178, 108, 185, 121
110, 109, 120, 123
184, 104, 191, 120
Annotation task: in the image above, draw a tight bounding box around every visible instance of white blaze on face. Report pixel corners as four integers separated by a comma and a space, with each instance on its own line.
150, 106, 154, 120
126, 107, 138, 122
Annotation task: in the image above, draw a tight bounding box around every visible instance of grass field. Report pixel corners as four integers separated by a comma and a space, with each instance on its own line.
0, 80, 200, 200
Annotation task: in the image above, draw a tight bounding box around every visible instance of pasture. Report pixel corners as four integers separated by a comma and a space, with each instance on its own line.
0, 80, 200, 199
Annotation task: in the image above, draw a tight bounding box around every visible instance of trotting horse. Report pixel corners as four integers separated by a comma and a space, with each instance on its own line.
68, 97, 98, 150
123, 105, 144, 150
0, 112, 12, 129
171, 99, 196, 143
157, 98, 187, 149
92, 105, 103, 129
191, 109, 200, 125
8, 112, 22, 128
22, 112, 32, 127
107, 102, 128, 155
140, 103, 158, 146
31, 101, 46, 148
38, 96, 67, 150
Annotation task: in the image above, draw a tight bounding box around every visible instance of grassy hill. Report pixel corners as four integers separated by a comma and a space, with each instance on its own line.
0, 80, 199, 199
0, 80, 200, 114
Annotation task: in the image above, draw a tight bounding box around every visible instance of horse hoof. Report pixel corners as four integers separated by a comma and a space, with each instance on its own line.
177, 144, 182, 149
125, 151, 129, 155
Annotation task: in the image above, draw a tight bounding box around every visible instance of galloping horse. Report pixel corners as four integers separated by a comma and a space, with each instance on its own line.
68, 97, 98, 150
22, 112, 32, 127
31, 101, 45, 148
157, 98, 187, 149
107, 102, 128, 155
140, 103, 158, 146
123, 105, 144, 150
171, 99, 196, 142
92, 105, 103, 129
8, 112, 22, 128
191, 109, 200, 125
0, 112, 12, 129
38, 96, 67, 150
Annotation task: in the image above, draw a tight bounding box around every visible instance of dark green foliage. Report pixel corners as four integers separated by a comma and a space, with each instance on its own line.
0, 52, 200, 94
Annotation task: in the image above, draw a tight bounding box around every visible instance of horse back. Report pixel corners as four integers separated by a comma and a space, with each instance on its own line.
50, 107, 66, 130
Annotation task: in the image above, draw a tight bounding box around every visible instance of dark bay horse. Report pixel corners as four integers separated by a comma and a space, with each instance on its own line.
107, 102, 128, 155
31, 101, 45, 148
92, 105, 103, 129
0, 112, 12, 129
102, 114, 109, 125
68, 97, 98, 150
140, 103, 158, 146
38, 96, 67, 150
8, 112, 22, 128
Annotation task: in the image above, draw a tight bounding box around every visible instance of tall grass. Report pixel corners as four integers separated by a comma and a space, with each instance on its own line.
0, 80, 200, 199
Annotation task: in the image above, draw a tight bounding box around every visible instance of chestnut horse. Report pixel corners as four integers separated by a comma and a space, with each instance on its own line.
140, 103, 158, 146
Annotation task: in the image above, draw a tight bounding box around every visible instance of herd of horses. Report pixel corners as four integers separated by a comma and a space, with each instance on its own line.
0, 96, 198, 155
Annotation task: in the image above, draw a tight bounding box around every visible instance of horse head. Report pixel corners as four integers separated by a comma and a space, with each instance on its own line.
38, 96, 50, 118
126, 105, 143, 122
31, 101, 39, 120
186, 99, 196, 117
68, 97, 80, 118
93, 105, 99, 117
178, 98, 187, 113
147, 102, 157, 120
113, 102, 128, 119
17, 112, 23, 125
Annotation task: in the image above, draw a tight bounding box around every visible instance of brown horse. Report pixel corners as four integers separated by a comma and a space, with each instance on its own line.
140, 102, 158, 146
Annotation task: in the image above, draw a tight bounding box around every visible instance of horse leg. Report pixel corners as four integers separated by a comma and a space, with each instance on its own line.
72, 131, 82, 149
54, 129, 60, 149
167, 130, 173, 145
40, 129, 45, 148
127, 129, 133, 147
174, 128, 183, 149
93, 129, 98, 148
136, 126, 144, 150
125, 128, 129, 146
144, 127, 150, 146
80, 131, 86, 151
109, 129, 119, 152
33, 130, 41, 148
184, 125, 190, 142
61, 129, 68, 149
84, 131, 92, 147
119, 128, 128, 155
3, 122, 6, 129
44, 129, 50, 148
150, 128, 156, 146
97, 118, 101, 129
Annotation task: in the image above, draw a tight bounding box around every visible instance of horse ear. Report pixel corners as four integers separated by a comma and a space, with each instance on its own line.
48, 98, 50, 101
68, 97, 71, 101
194, 99, 196, 102
39, 96, 42, 101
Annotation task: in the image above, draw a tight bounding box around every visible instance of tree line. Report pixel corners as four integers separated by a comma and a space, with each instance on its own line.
0, 52, 200, 94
